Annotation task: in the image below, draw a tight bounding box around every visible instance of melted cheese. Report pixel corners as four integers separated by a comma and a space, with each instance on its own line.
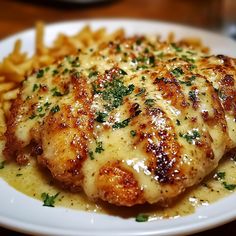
0, 142, 236, 218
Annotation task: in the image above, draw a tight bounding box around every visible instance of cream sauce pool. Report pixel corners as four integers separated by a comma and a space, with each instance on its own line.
0, 137, 236, 220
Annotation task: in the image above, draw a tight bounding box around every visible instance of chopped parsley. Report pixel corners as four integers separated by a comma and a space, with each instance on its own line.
130, 130, 137, 137
95, 142, 104, 153
136, 65, 148, 70
36, 69, 44, 78
181, 55, 195, 63
89, 151, 94, 160
222, 182, 236, 191
32, 84, 39, 92
44, 102, 52, 109
148, 56, 155, 65
179, 129, 200, 144
52, 69, 59, 75
50, 105, 60, 114
62, 68, 69, 74
119, 68, 127, 75
0, 161, 5, 169
37, 106, 43, 113
215, 172, 225, 180
135, 214, 149, 222
94, 79, 135, 111
95, 112, 108, 123
116, 44, 121, 52
179, 75, 196, 86
136, 38, 142, 45
41, 192, 60, 207
112, 118, 130, 129
88, 71, 98, 78
171, 43, 182, 52
16, 173, 23, 177
144, 99, 155, 107
171, 67, 184, 77
176, 119, 181, 126
189, 64, 197, 70
29, 113, 37, 119
51, 87, 63, 97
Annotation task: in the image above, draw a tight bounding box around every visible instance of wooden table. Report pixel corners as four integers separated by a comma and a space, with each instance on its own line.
0, 0, 235, 235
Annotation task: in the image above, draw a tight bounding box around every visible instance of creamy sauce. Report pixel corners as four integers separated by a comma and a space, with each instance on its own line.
1, 37, 236, 220
1, 138, 235, 219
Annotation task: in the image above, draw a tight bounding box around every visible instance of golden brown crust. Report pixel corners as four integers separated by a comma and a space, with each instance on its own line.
97, 161, 145, 206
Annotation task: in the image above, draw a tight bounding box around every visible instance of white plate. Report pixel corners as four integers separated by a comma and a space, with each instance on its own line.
0, 19, 236, 236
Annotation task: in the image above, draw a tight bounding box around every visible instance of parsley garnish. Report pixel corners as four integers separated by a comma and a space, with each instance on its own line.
51, 105, 60, 114
44, 102, 52, 109
29, 113, 37, 119
36, 69, 44, 78
89, 151, 94, 160
181, 55, 195, 63
95, 112, 108, 123
119, 68, 127, 75
41, 192, 60, 207
135, 214, 149, 222
179, 75, 196, 86
144, 99, 155, 107
176, 119, 181, 126
88, 71, 98, 78
116, 44, 121, 52
52, 69, 59, 75
95, 142, 104, 153
215, 172, 225, 180
32, 84, 39, 92
222, 182, 236, 191
136, 38, 142, 45
171, 43, 182, 52
95, 79, 134, 110
37, 106, 43, 113
112, 118, 131, 129
51, 87, 63, 97
130, 130, 137, 137
179, 129, 200, 144
171, 67, 184, 77
148, 56, 155, 65
62, 68, 69, 74
16, 173, 23, 177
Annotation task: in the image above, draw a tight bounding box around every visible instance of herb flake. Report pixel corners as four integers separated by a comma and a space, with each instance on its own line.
135, 214, 149, 222
41, 192, 60, 207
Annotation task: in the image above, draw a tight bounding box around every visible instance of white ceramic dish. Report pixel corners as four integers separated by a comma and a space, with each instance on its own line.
0, 19, 236, 236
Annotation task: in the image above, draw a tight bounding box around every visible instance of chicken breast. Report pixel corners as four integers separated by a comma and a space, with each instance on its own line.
4, 36, 236, 206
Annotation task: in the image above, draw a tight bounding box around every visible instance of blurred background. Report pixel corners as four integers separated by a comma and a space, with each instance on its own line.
0, 0, 235, 39
0, 0, 236, 235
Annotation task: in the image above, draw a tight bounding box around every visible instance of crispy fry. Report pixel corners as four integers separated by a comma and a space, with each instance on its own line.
35, 21, 47, 55
1, 88, 19, 100
0, 82, 15, 93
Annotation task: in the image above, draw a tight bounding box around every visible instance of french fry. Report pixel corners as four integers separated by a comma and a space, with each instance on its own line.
0, 82, 15, 93
1, 88, 19, 100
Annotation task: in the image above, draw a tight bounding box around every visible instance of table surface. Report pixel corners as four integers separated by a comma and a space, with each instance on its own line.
0, 0, 235, 235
